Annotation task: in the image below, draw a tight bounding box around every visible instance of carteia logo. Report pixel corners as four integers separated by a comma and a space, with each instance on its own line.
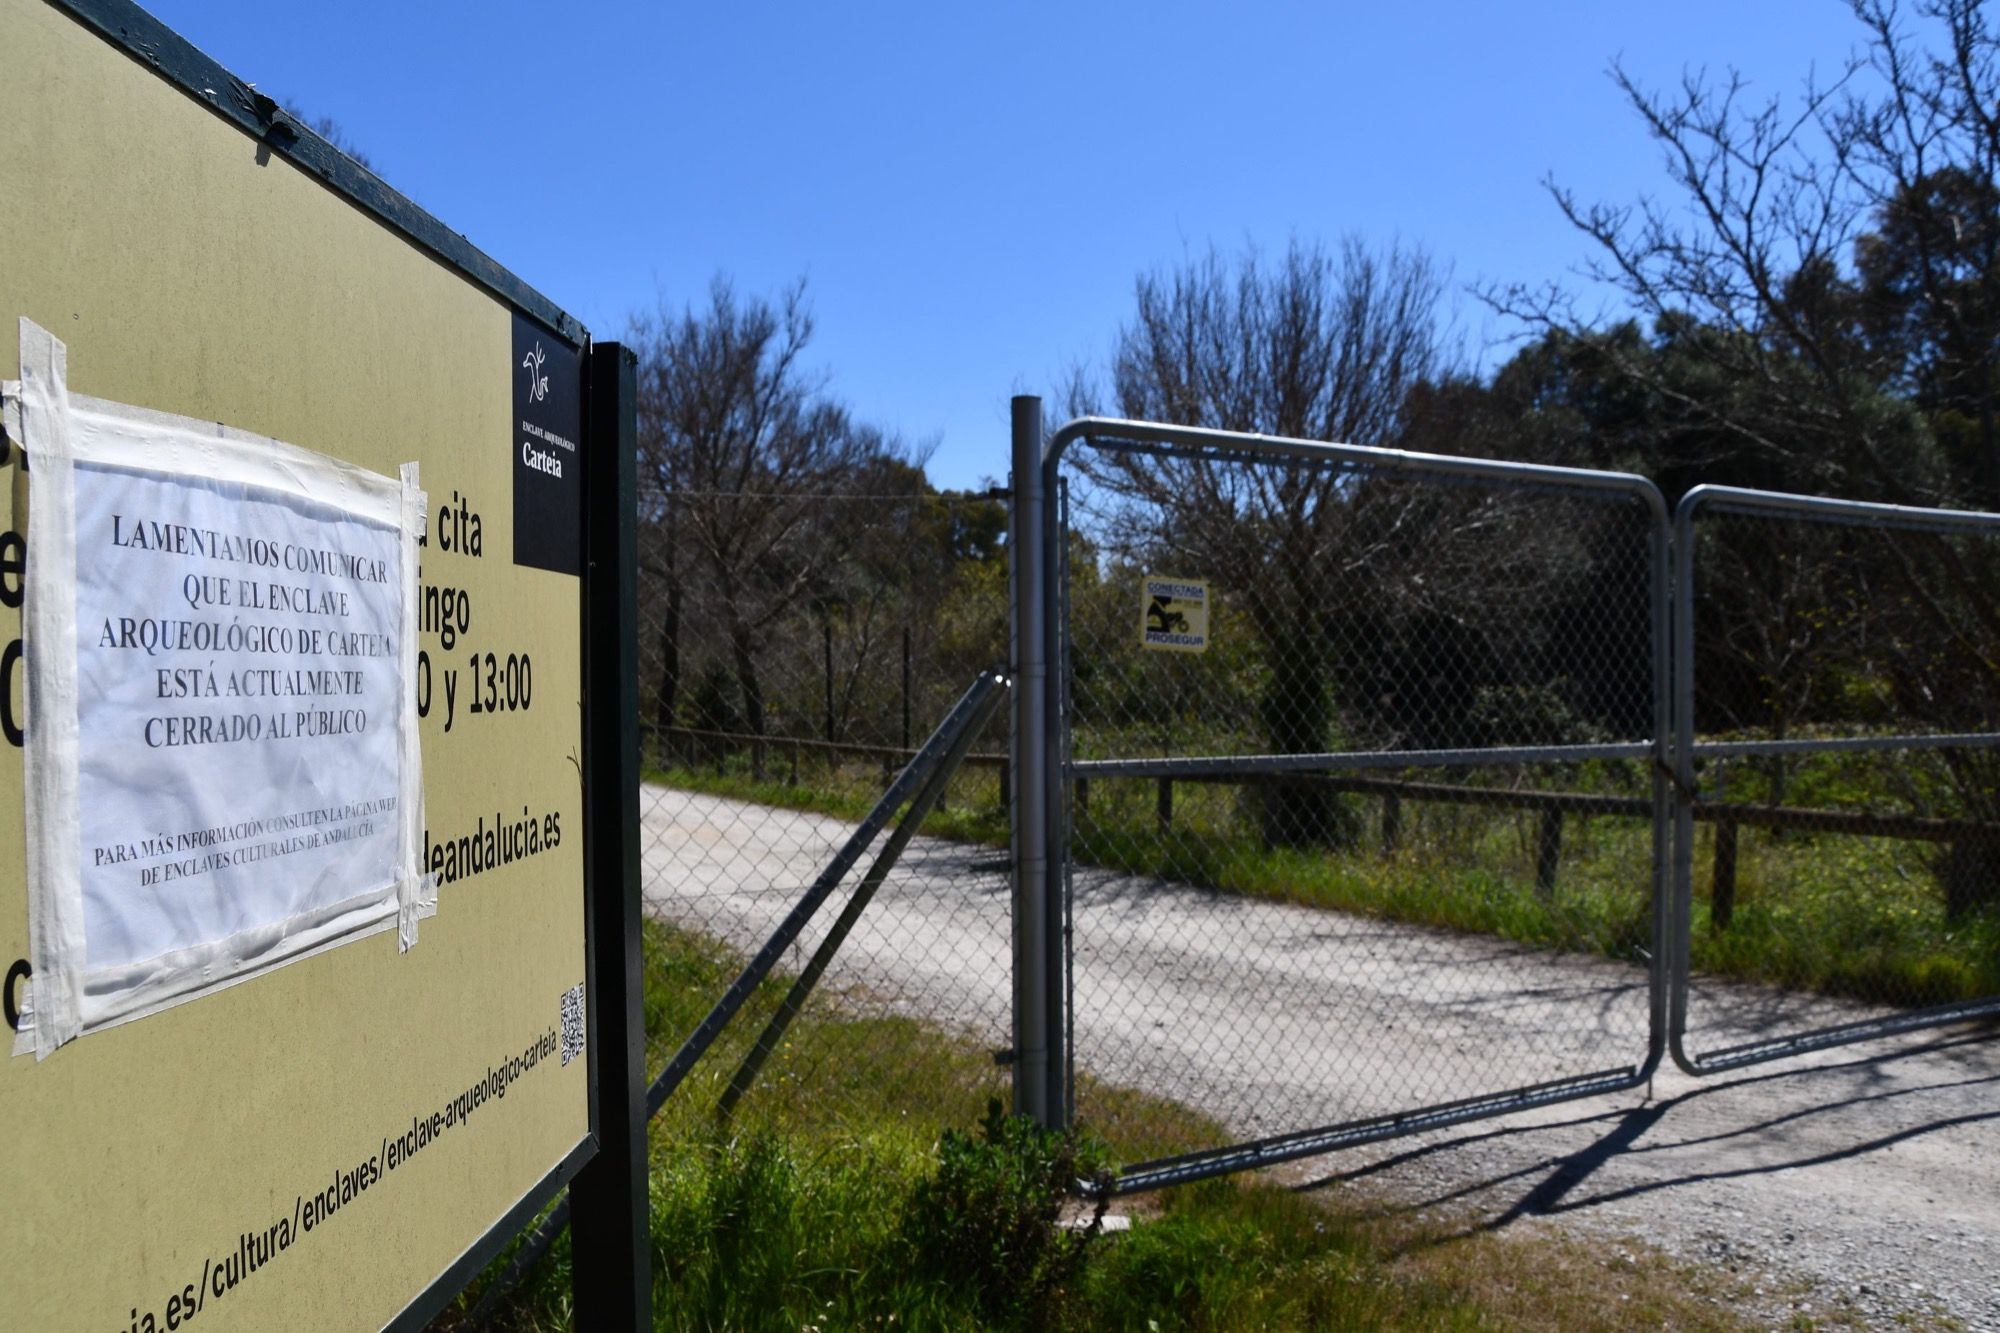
521, 342, 549, 404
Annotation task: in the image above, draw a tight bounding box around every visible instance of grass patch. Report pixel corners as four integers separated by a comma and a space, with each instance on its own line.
1686, 824, 2000, 1005
442, 922, 1761, 1332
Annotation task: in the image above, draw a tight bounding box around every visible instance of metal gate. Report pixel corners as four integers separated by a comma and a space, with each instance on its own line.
1012, 409, 1673, 1191
602, 401, 2000, 1213
1669, 485, 2000, 1075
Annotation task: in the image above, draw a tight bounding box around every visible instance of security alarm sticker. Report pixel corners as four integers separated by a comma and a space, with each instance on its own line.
1140, 576, 1209, 653
5, 319, 432, 1058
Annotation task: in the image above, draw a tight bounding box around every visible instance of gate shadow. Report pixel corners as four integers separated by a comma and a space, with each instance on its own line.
1292, 1029, 2000, 1239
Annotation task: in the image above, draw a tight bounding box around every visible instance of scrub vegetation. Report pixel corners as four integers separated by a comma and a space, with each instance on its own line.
442, 922, 1760, 1332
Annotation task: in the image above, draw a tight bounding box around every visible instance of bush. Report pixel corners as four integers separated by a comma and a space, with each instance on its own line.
899, 1099, 1116, 1328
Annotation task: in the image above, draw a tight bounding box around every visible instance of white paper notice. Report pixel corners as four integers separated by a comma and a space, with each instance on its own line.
7, 319, 429, 1057
75, 468, 403, 971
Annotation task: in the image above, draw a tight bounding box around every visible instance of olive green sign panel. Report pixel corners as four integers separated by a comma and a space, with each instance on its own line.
0, 1, 592, 1326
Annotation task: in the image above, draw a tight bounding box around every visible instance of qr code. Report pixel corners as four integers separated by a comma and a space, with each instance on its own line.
559, 983, 585, 1067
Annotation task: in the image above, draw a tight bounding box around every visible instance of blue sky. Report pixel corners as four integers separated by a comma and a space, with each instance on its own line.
143, 1, 1867, 489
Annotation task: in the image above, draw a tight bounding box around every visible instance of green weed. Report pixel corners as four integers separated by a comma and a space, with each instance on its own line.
442, 922, 1757, 1332
900, 1099, 1114, 1328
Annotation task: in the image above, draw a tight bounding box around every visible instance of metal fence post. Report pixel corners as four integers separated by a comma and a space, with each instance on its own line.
1648, 490, 1675, 1078
1668, 494, 1700, 1072
1049, 475, 1073, 1130
1010, 396, 1053, 1126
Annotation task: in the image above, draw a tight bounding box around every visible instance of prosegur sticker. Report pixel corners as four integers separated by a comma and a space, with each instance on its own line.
1141, 576, 1209, 653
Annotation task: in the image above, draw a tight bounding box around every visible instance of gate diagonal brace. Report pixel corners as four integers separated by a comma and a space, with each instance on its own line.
469, 669, 1008, 1316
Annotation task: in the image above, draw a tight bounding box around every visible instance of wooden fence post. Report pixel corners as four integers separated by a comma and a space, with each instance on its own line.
1381, 792, 1403, 854
1535, 808, 1563, 896
1711, 818, 1738, 930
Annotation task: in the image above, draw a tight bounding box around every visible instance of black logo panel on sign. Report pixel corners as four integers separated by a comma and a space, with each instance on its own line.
512, 312, 582, 575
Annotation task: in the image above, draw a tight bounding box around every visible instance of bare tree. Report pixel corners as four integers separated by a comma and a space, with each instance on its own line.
1485, 1, 2000, 507
1099, 239, 1446, 443
1844, 1, 2000, 501
1068, 238, 1455, 848
1495, 2, 2000, 912
631, 278, 916, 770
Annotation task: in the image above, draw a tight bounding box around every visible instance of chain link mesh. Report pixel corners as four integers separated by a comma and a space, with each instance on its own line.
634, 490, 1012, 1136
1057, 444, 1664, 1162
625, 454, 2000, 1170
1679, 501, 2000, 1065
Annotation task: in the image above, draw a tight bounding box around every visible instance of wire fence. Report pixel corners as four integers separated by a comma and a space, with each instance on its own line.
632, 490, 1014, 1138
1046, 422, 1669, 1186
623, 433, 2000, 1195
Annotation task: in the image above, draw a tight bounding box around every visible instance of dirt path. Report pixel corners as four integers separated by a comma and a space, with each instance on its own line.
639, 786, 2000, 1330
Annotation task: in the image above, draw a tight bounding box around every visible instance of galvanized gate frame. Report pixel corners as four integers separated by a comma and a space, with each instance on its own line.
1010, 402, 1674, 1190
1668, 485, 2000, 1076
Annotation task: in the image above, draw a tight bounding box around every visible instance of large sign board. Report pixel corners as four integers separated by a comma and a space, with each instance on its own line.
0, 1, 603, 1326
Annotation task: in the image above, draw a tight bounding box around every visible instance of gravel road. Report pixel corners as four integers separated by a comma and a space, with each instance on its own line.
641, 786, 2000, 1330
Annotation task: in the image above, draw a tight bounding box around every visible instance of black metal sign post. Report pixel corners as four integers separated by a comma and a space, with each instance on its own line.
571, 341, 652, 1327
